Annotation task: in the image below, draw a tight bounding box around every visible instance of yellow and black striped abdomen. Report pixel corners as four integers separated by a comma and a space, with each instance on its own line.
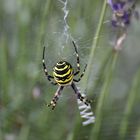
53, 61, 74, 86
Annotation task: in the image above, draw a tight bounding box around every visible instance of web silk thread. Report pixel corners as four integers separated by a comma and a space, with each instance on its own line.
58, 0, 70, 43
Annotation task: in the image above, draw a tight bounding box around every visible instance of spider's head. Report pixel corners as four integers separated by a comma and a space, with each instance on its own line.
53, 60, 74, 86
57, 60, 65, 64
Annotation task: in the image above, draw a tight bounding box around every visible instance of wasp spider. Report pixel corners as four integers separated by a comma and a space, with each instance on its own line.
42, 41, 90, 110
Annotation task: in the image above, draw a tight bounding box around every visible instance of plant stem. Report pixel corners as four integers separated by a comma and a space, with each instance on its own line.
90, 52, 118, 140
119, 69, 140, 140
136, 126, 140, 140
82, 0, 108, 89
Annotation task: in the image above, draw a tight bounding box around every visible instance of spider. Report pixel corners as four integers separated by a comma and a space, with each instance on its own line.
42, 41, 91, 110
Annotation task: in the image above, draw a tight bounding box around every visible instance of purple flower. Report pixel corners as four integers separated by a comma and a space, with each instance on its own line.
113, 2, 125, 11
108, 0, 125, 11
108, 0, 136, 27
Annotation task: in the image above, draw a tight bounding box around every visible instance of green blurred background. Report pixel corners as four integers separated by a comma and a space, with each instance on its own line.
0, 0, 140, 140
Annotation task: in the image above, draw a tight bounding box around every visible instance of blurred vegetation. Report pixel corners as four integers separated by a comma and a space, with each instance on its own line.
0, 0, 140, 140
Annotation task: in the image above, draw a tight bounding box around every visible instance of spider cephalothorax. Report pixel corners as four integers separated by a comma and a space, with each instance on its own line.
42, 41, 90, 110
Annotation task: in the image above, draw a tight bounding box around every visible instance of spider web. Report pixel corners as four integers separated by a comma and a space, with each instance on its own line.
56, 0, 95, 126
44, 0, 110, 126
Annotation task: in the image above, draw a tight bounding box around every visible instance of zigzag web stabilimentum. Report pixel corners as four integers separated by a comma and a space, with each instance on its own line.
76, 86, 95, 126
58, 0, 95, 126
57, 0, 70, 54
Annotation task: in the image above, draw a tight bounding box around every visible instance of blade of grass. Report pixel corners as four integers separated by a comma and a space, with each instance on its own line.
32, 0, 51, 85
17, 125, 30, 140
0, 129, 3, 140
136, 126, 140, 140
0, 37, 9, 103
82, 0, 107, 89
90, 52, 118, 140
70, 109, 93, 140
36, 0, 51, 63
119, 69, 140, 140
91, 50, 112, 97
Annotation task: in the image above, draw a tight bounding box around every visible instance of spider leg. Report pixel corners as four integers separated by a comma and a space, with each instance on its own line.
71, 82, 91, 106
47, 86, 64, 110
72, 41, 80, 76
73, 64, 87, 82
42, 46, 57, 85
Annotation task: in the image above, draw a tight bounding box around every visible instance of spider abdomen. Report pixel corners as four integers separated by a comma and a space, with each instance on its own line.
53, 61, 74, 86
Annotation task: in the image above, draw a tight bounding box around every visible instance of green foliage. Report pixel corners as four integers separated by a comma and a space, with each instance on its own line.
0, 0, 140, 140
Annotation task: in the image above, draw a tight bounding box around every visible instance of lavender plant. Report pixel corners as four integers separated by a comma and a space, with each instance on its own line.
108, 0, 139, 50
108, 0, 138, 27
